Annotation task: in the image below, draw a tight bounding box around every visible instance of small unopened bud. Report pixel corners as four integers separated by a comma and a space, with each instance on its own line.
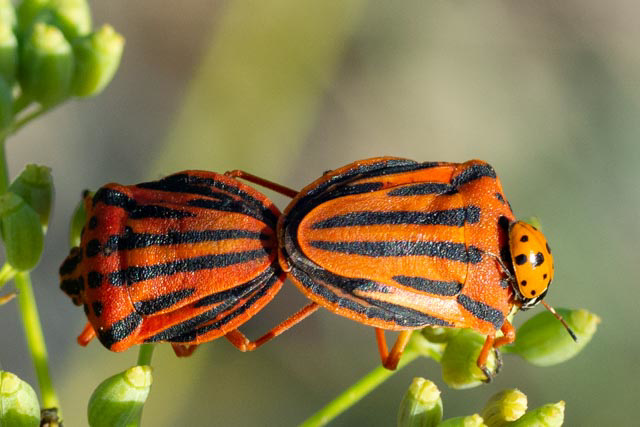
440, 329, 498, 389
69, 190, 89, 247
0, 22, 17, 84
72, 24, 124, 97
19, 22, 74, 106
0, 192, 44, 271
507, 401, 565, 427
49, 0, 92, 39
88, 365, 152, 427
397, 377, 443, 427
0, 370, 41, 426
481, 389, 527, 426
504, 309, 599, 367
437, 414, 486, 427
9, 164, 54, 230
16, 0, 49, 36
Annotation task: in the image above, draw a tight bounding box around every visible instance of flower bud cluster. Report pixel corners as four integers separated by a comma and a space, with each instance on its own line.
397, 381, 566, 426
0, 0, 123, 118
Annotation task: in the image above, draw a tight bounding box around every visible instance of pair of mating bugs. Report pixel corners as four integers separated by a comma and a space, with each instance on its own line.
59, 157, 573, 378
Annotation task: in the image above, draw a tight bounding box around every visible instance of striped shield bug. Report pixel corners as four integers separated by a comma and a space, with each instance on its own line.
60, 170, 316, 355
228, 157, 575, 379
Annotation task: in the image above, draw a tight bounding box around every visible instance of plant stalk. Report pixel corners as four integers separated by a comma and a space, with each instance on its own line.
14, 271, 60, 411
298, 350, 420, 427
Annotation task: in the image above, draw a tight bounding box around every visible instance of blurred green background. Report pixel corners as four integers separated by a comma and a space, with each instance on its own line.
1, 1, 637, 425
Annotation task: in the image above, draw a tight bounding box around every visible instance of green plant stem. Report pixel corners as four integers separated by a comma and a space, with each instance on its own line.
136, 344, 155, 366
14, 271, 60, 411
298, 349, 420, 427
0, 105, 49, 141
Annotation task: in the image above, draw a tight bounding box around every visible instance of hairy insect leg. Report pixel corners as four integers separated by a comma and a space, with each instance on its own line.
77, 322, 96, 346
375, 329, 413, 370
224, 170, 298, 198
224, 302, 319, 351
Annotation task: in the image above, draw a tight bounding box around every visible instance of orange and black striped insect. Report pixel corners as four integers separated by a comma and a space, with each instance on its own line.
230, 157, 575, 377
59, 170, 315, 356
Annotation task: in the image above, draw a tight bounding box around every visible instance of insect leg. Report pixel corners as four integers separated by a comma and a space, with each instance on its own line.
224, 170, 298, 198
224, 301, 319, 351
376, 329, 413, 370
477, 334, 496, 382
493, 319, 516, 347
77, 322, 96, 346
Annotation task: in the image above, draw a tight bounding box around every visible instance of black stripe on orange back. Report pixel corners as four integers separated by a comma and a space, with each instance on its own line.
281, 160, 446, 274
108, 249, 270, 286
145, 272, 280, 342
93, 188, 195, 219
87, 271, 103, 288
289, 264, 452, 327
97, 311, 143, 349
172, 278, 279, 341
101, 228, 266, 255
133, 288, 197, 315
309, 240, 483, 263
456, 294, 504, 329
193, 266, 278, 308
59, 247, 82, 276
137, 173, 278, 228
451, 163, 496, 188
393, 275, 462, 296
387, 183, 454, 196
311, 207, 481, 229
60, 277, 84, 297
187, 198, 275, 226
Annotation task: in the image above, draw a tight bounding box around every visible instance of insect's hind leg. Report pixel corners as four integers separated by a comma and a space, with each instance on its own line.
375, 329, 413, 370
224, 302, 319, 351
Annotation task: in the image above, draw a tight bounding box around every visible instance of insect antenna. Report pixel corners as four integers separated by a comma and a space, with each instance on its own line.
541, 300, 578, 342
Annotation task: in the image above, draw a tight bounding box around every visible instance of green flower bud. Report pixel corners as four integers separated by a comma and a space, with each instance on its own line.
49, 0, 91, 39
0, 192, 44, 270
506, 401, 565, 427
481, 389, 527, 426
0, 370, 41, 426
0, 22, 17, 83
16, 0, 49, 36
19, 22, 74, 106
503, 309, 599, 367
0, 0, 17, 28
440, 329, 498, 389
69, 190, 89, 247
437, 414, 486, 427
0, 75, 11, 129
88, 365, 153, 427
72, 24, 124, 97
397, 377, 443, 427
9, 164, 54, 230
